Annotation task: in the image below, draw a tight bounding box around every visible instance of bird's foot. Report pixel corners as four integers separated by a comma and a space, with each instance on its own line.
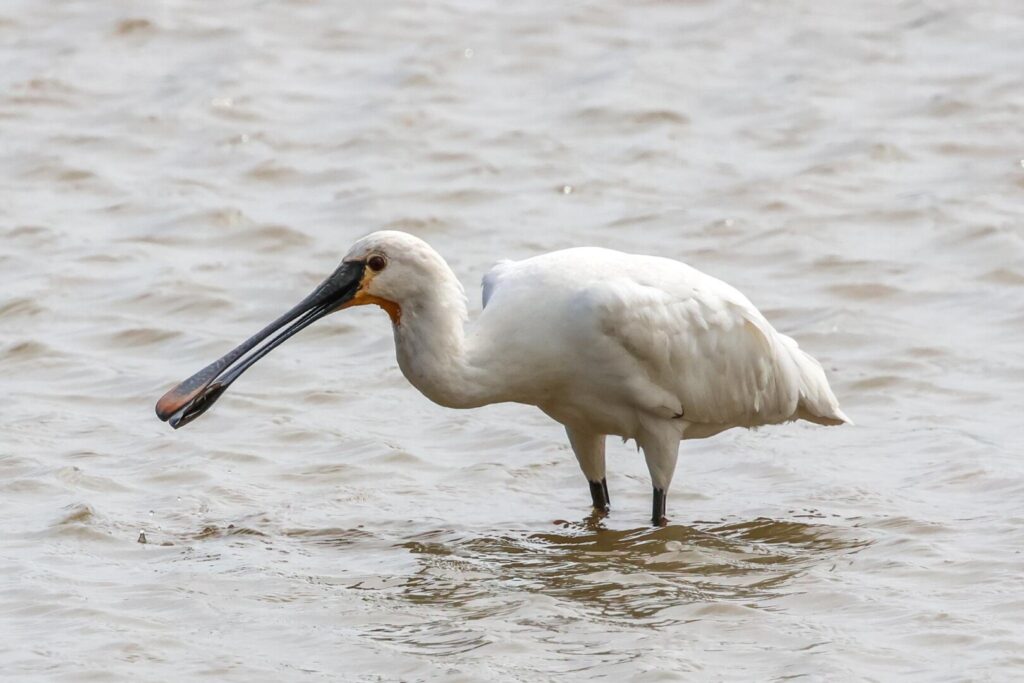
583, 510, 608, 531
652, 515, 669, 527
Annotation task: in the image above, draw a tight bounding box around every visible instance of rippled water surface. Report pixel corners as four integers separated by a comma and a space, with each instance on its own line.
3, 0, 1024, 680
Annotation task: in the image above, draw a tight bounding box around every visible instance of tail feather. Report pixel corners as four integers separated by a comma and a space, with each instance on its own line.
784, 339, 852, 426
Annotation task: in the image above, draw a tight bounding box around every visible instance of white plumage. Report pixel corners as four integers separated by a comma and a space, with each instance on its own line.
157, 230, 850, 525
479, 247, 849, 433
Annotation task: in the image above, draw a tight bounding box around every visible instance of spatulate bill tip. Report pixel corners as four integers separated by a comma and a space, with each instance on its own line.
155, 383, 201, 422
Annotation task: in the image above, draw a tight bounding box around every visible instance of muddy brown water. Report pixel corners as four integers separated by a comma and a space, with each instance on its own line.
2, 1, 1024, 680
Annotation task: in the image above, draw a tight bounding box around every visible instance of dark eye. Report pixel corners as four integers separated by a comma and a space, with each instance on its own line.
367, 255, 387, 272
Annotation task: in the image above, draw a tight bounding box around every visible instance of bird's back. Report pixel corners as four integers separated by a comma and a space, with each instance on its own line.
478, 247, 849, 438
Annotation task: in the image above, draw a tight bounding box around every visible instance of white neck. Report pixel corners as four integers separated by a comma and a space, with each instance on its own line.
390, 266, 499, 410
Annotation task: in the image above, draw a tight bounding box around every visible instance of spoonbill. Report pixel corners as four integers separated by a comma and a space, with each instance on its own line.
156, 231, 850, 525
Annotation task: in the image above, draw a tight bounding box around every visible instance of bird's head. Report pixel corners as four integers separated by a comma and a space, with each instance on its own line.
155, 230, 450, 429
339, 230, 455, 321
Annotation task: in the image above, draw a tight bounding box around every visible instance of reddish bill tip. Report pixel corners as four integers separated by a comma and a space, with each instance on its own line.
155, 383, 202, 422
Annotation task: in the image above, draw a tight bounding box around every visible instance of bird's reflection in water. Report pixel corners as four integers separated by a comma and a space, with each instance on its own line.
395, 516, 868, 623
174, 514, 867, 658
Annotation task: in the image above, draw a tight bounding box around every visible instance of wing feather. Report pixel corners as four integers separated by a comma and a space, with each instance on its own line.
580, 277, 802, 427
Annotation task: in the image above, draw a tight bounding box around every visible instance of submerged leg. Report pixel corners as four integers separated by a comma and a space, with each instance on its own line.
588, 478, 610, 510
638, 428, 681, 526
652, 487, 667, 527
566, 427, 609, 513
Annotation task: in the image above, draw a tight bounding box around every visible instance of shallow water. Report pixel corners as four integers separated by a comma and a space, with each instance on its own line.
3, 0, 1024, 680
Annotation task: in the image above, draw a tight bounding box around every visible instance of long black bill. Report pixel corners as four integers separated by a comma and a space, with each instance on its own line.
155, 260, 366, 429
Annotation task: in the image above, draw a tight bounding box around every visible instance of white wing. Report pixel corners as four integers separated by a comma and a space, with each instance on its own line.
475, 247, 848, 435
574, 265, 848, 432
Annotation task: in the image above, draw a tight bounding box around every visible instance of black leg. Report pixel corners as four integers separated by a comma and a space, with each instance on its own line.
652, 487, 667, 526
589, 477, 610, 512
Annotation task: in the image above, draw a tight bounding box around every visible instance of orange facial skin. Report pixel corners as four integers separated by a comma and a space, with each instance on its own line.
340, 291, 401, 325
338, 269, 401, 324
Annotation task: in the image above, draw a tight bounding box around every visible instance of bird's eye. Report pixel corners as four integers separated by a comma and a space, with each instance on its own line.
367, 255, 387, 272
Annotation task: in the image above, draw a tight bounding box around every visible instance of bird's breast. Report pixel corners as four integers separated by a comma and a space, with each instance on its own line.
537, 392, 643, 440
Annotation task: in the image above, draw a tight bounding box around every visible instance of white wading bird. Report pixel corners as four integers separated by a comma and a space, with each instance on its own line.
157, 231, 850, 525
